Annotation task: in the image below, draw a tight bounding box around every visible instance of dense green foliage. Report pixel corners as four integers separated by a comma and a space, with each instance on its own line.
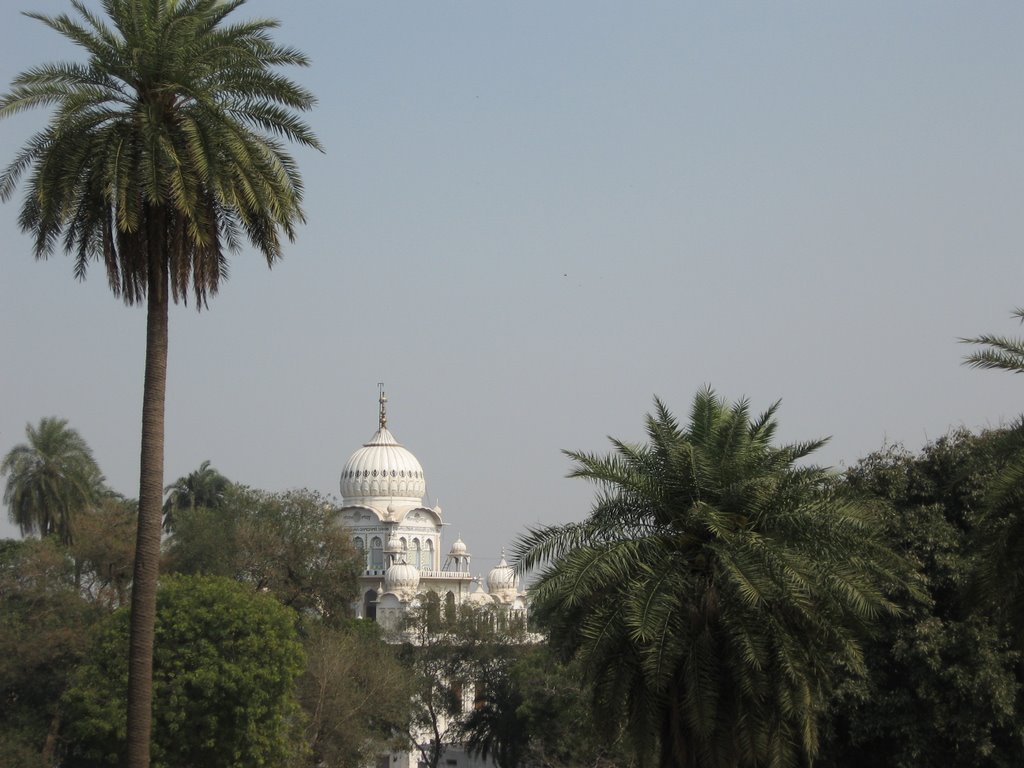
162, 460, 229, 533
516, 389, 911, 768
298, 621, 413, 768
2, 417, 104, 545
5, 378, 1024, 767
1, 441, 398, 768
820, 431, 1024, 767
61, 575, 306, 768
962, 310, 1024, 642
461, 644, 633, 768
165, 485, 361, 624
70, 496, 137, 607
0, 539, 106, 768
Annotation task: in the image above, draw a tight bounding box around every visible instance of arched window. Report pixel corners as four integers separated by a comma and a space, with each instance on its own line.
363, 590, 377, 622
353, 537, 366, 569
425, 591, 441, 631
444, 591, 456, 626
426, 539, 434, 570
412, 538, 422, 569
370, 537, 383, 569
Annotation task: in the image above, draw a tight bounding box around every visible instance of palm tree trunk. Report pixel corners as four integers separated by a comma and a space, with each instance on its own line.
125, 209, 169, 768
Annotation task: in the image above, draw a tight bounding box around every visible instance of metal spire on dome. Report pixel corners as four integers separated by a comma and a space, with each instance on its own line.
377, 382, 388, 430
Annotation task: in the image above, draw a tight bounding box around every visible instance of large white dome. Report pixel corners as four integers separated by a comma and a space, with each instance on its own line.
340, 426, 426, 502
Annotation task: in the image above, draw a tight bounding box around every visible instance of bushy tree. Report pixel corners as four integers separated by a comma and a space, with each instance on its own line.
820, 432, 1024, 768
165, 486, 361, 624
298, 621, 412, 768
399, 604, 522, 768
962, 311, 1024, 641
0, 539, 106, 768
516, 389, 911, 768
61, 574, 306, 768
461, 644, 633, 768
69, 495, 137, 608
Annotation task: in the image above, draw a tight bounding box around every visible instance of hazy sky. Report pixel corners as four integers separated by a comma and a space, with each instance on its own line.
2, 2, 1023, 575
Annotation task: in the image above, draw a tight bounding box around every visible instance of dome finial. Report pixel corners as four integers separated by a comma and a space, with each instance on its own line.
377, 382, 388, 430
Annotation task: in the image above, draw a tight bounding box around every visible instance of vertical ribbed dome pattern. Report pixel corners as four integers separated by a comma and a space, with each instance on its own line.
339, 426, 426, 502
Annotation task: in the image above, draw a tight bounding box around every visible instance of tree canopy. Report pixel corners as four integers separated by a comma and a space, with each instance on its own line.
2, 417, 104, 546
298, 621, 413, 768
819, 431, 1024, 767
161, 460, 229, 533
515, 388, 912, 768
0, 538, 106, 768
165, 485, 361, 625
61, 574, 306, 768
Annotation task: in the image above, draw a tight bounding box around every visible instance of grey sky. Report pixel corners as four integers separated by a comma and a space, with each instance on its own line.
2, 1, 1022, 574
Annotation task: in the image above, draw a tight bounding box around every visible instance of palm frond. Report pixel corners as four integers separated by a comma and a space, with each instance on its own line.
517, 388, 911, 767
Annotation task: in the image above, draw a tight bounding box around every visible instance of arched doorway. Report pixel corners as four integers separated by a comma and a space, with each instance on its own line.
363, 589, 377, 621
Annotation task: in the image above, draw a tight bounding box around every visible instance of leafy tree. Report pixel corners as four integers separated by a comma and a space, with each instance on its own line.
166, 486, 361, 625
461, 645, 633, 768
61, 574, 306, 768
0, 3, 320, 764
461, 669, 525, 768
1, 417, 104, 545
819, 433, 1024, 768
298, 621, 413, 768
70, 495, 137, 608
515, 389, 911, 768
0, 538, 107, 768
399, 604, 520, 768
515, 649, 635, 768
162, 459, 229, 533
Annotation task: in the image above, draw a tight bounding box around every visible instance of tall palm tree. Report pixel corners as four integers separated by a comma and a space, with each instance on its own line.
514, 388, 910, 768
1, 416, 104, 546
0, 3, 320, 766
162, 459, 229, 533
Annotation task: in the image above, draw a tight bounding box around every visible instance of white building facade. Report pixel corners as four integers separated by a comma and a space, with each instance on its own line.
336, 389, 528, 634
335, 390, 530, 768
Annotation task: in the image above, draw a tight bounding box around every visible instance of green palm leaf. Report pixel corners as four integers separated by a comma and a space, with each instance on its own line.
515, 389, 910, 768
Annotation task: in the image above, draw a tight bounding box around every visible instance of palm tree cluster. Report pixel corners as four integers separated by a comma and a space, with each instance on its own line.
515, 388, 910, 768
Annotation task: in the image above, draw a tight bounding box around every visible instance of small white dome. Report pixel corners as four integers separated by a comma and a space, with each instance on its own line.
340, 426, 426, 502
385, 531, 403, 554
449, 537, 468, 556
467, 590, 495, 606
487, 556, 516, 593
384, 561, 420, 593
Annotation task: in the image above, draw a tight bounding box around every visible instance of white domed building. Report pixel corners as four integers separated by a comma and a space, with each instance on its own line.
336, 389, 528, 632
